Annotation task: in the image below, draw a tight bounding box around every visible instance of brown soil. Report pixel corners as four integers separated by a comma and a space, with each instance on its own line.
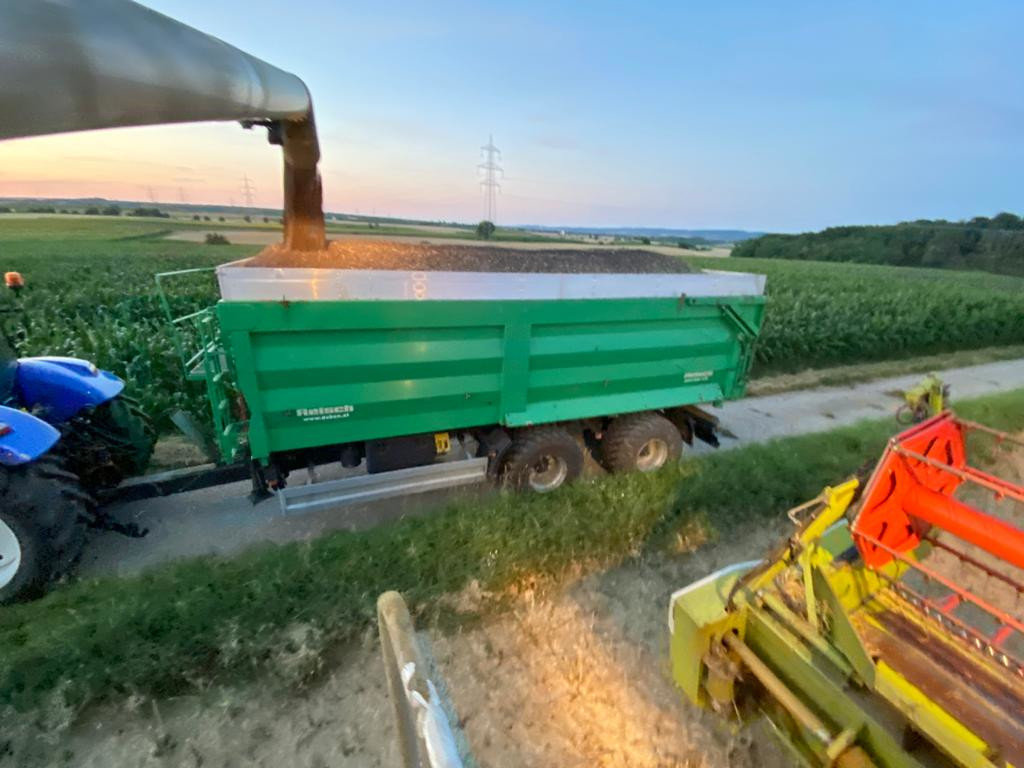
241, 239, 694, 273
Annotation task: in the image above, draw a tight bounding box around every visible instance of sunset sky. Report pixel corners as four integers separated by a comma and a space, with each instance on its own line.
1, 1, 1021, 231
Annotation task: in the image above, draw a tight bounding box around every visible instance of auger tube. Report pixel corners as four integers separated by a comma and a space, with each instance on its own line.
0, 0, 325, 249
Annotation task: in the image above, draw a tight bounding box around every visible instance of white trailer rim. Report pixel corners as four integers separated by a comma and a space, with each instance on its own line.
0, 517, 22, 589
636, 438, 670, 472
529, 455, 569, 492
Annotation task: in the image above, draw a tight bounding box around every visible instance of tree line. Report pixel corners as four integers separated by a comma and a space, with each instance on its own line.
733, 212, 1024, 276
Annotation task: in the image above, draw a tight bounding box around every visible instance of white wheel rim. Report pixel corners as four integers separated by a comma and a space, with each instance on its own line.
636, 438, 669, 472
528, 454, 568, 492
0, 517, 22, 590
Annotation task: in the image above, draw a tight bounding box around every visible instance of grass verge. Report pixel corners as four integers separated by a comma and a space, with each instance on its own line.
3, 389, 1024, 714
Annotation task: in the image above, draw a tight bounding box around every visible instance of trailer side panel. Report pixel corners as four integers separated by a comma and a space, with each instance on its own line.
216, 296, 764, 462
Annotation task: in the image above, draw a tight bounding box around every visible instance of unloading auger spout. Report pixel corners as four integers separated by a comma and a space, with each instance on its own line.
0, 0, 325, 250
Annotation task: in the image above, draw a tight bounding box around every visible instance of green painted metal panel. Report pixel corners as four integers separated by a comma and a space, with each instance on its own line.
215, 296, 764, 462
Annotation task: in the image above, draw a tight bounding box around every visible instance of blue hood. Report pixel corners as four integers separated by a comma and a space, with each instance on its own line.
16, 356, 125, 423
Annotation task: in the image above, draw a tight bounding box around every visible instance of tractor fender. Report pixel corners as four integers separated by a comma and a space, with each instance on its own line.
0, 405, 60, 465
15, 356, 124, 423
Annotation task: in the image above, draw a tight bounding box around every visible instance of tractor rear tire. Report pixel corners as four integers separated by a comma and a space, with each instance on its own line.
0, 456, 89, 603
501, 427, 583, 493
602, 412, 682, 474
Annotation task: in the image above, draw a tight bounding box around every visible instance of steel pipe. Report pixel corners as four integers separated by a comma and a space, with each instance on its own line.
0, 0, 311, 139
0, 0, 326, 250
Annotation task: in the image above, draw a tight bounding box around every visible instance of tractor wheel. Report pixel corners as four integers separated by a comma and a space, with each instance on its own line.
0, 456, 89, 603
67, 395, 156, 489
501, 427, 583, 493
602, 412, 682, 473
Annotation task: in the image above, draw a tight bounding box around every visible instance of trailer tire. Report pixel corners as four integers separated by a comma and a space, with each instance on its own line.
602, 412, 681, 473
501, 427, 583, 493
0, 457, 89, 603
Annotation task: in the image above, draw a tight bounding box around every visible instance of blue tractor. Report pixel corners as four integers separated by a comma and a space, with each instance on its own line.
0, 278, 154, 602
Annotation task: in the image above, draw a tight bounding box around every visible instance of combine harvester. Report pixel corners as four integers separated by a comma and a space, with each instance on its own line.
670, 411, 1024, 767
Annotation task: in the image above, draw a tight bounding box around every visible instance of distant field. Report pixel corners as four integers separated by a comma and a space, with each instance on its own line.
691, 255, 1024, 373
1, 217, 1022, 432
164, 227, 729, 256
0, 211, 577, 243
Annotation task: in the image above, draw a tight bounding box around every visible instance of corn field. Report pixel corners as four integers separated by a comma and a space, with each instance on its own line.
3, 218, 1024, 434
692, 255, 1024, 373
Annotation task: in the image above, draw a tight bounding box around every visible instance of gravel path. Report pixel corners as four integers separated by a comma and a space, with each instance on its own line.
694, 357, 1024, 451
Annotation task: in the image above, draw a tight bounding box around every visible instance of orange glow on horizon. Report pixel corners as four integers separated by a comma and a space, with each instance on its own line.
0, 120, 680, 226
0, 123, 281, 208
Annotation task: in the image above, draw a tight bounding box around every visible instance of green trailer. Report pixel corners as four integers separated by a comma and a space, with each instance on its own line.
161, 253, 765, 505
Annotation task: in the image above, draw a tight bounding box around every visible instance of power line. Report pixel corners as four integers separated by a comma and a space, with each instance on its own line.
241, 174, 256, 208
477, 134, 502, 222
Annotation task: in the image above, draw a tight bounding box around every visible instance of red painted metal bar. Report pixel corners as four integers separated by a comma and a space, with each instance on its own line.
958, 417, 1024, 448
938, 593, 960, 614
901, 485, 1024, 572
993, 626, 1014, 648
854, 411, 1024, 570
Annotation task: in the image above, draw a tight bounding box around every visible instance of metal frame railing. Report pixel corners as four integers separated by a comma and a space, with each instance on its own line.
377, 591, 472, 768
154, 268, 245, 463
852, 414, 1024, 680
856, 529, 1024, 679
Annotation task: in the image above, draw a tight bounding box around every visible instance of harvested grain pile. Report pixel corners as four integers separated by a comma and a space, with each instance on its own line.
242, 239, 694, 273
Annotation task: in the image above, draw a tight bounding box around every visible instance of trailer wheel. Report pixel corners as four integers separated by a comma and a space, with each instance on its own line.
602, 412, 681, 473
0, 457, 89, 603
501, 427, 583, 493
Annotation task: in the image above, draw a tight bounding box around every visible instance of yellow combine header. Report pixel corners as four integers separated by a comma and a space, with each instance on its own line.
670, 412, 1023, 767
